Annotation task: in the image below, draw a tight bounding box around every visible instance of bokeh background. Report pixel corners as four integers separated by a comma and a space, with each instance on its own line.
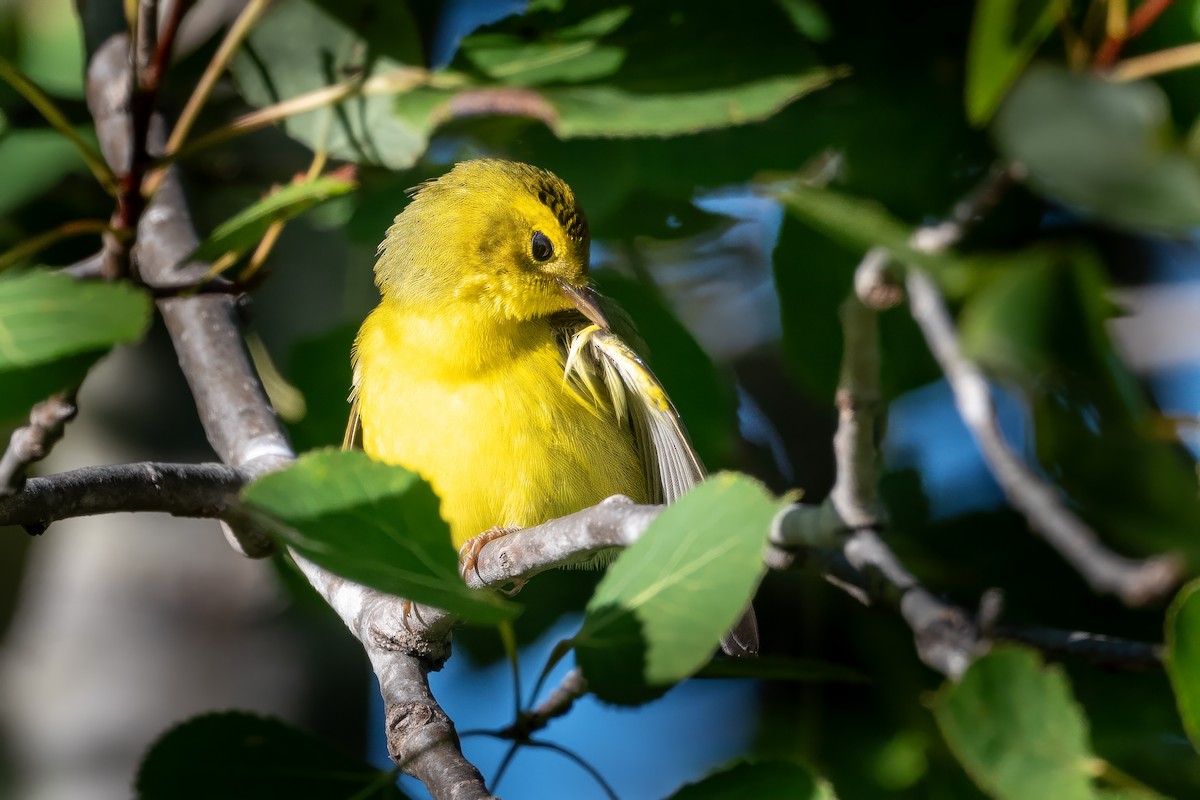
3, 0, 1200, 798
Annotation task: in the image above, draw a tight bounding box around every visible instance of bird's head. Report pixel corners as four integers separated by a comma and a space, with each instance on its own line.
374, 159, 607, 326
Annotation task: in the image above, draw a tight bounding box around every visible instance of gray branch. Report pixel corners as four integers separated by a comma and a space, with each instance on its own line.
0, 462, 245, 529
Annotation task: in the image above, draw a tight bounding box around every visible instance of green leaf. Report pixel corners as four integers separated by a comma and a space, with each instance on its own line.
136, 711, 406, 799
0, 127, 90, 215
399, 71, 839, 140
573, 473, 782, 705
286, 323, 357, 452
966, 0, 1061, 125
232, 0, 430, 169
995, 64, 1200, 233
192, 175, 358, 263
0, 269, 151, 370
694, 655, 867, 684
547, 73, 836, 138
0, 349, 100, 422
240, 449, 518, 624
667, 760, 835, 800
778, 184, 956, 276
1167, 579, 1200, 753
933, 646, 1094, 800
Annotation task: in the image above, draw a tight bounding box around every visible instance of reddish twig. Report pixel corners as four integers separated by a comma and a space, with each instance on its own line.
1094, 0, 1176, 68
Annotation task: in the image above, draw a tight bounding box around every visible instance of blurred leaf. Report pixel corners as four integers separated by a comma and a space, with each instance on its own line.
778, 184, 956, 275
1167, 579, 1200, 753
0, 349, 100, 422
232, 0, 431, 169
0, 127, 90, 216
286, 323, 357, 452
14, 0, 84, 99
136, 711, 406, 799
695, 655, 867, 684
995, 64, 1200, 233
574, 473, 782, 705
192, 175, 358, 262
241, 449, 518, 624
0, 269, 150, 370
959, 245, 1102, 380
966, 0, 1061, 125
775, 0, 832, 42
667, 760, 834, 800
933, 646, 1094, 800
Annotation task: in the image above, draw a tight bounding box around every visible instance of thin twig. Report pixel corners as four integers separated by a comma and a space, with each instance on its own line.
905, 269, 1183, 605
500, 668, 588, 741
874, 167, 1184, 607
993, 623, 1162, 671
0, 393, 77, 496
1094, 0, 1176, 68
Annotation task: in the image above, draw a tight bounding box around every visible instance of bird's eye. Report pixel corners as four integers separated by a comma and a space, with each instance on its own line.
531, 230, 554, 262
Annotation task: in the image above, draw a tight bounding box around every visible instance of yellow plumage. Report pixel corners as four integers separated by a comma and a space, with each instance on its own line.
347, 159, 756, 654
353, 300, 646, 547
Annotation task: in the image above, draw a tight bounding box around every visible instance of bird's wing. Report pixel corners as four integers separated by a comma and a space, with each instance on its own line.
561, 322, 705, 504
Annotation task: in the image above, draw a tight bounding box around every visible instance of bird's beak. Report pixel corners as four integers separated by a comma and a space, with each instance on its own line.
557, 278, 610, 330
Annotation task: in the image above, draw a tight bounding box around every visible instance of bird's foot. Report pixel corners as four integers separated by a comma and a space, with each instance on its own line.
398, 599, 426, 633
459, 525, 521, 585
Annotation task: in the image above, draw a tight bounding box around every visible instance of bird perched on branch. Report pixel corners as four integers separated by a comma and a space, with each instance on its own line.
345, 159, 757, 656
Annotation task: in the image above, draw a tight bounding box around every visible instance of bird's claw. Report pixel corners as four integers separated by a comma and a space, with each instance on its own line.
459, 525, 520, 585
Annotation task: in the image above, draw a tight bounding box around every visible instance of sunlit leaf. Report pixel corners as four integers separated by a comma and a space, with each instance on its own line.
0, 268, 150, 370
241, 449, 518, 624
136, 711, 406, 799
933, 646, 1094, 800
232, 0, 430, 169
192, 175, 357, 263
574, 472, 782, 705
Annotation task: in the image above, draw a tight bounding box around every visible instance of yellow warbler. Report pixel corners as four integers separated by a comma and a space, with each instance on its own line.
346, 159, 756, 655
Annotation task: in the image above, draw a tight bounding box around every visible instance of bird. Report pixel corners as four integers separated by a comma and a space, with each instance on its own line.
345, 158, 757, 656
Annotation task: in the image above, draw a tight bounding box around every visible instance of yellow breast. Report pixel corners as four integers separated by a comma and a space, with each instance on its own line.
354, 300, 647, 548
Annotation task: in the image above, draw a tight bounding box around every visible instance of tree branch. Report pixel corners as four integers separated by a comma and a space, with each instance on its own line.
83, 31, 493, 800
0, 462, 245, 529
905, 267, 1182, 605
